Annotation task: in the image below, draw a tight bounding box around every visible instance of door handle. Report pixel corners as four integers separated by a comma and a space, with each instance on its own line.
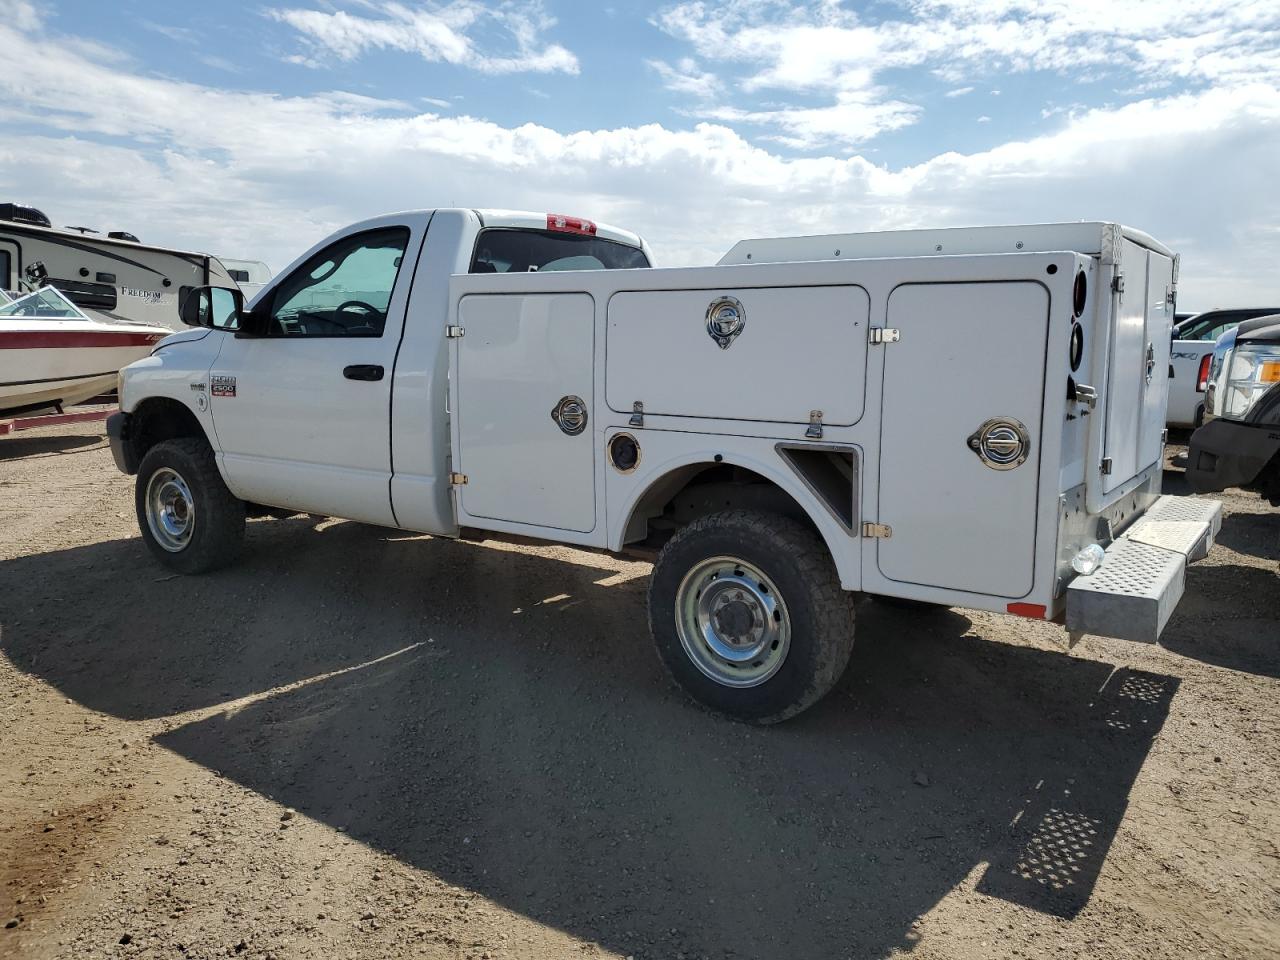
343, 364, 384, 381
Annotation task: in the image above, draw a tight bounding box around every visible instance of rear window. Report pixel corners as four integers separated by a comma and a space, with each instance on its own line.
470, 229, 649, 274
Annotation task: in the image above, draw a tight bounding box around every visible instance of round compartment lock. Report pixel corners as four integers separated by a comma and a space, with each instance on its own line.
550, 395, 588, 436
967, 417, 1030, 470
705, 295, 745, 349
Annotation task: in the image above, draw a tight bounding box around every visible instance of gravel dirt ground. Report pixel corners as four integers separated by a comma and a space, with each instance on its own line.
1, 416, 1277, 960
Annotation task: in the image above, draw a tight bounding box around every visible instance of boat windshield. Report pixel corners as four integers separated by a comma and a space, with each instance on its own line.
0, 287, 91, 320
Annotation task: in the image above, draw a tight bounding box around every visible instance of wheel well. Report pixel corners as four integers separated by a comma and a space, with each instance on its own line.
125, 398, 208, 471
623, 463, 817, 548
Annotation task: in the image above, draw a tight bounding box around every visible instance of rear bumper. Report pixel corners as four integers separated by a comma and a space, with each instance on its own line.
106, 412, 138, 475
1186, 417, 1280, 493
1065, 494, 1222, 644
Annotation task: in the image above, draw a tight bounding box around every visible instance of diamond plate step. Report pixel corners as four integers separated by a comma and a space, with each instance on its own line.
1066, 538, 1186, 644
1142, 494, 1223, 538
1124, 518, 1212, 561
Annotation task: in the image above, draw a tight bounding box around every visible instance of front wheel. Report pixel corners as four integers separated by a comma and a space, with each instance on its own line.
135, 438, 245, 574
648, 510, 856, 724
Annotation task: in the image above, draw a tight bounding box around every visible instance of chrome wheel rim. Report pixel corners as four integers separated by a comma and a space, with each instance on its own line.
675, 555, 791, 688
145, 467, 195, 552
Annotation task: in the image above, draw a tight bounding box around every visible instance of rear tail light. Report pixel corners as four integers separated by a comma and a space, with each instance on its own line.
1196, 353, 1212, 392
546, 214, 596, 236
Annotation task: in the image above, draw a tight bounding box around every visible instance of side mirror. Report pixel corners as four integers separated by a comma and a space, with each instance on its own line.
180, 285, 243, 330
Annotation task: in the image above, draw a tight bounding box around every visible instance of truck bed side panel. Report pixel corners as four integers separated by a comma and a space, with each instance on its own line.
453, 292, 597, 534
605, 285, 870, 426
876, 281, 1050, 597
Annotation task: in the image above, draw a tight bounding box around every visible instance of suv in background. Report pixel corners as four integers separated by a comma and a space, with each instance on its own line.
1187, 314, 1280, 505
1168, 307, 1280, 428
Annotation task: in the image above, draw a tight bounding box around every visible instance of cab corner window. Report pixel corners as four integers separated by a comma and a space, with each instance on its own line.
266, 227, 410, 337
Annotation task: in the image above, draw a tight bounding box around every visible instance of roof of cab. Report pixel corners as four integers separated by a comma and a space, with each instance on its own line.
1235, 314, 1280, 343
471, 209, 644, 249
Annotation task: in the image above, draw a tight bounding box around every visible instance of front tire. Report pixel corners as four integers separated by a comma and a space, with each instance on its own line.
135, 438, 245, 574
648, 510, 856, 724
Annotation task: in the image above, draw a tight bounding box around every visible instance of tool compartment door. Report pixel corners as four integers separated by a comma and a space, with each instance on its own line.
606, 285, 869, 426
451, 292, 596, 534
875, 281, 1049, 597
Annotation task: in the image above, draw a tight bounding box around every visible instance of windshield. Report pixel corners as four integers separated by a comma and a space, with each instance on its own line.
471, 229, 649, 274
0, 286, 90, 320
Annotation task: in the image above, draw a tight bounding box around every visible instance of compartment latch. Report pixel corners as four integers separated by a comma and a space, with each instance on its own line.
806, 409, 824, 439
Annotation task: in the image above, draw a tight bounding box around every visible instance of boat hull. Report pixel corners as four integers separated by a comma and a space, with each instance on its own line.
0, 330, 165, 414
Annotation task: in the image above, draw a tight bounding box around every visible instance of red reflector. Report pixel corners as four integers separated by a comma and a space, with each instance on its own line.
546, 213, 596, 236
1196, 353, 1212, 392
1007, 602, 1047, 619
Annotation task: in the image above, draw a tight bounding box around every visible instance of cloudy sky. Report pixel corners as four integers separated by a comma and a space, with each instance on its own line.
1, 0, 1277, 309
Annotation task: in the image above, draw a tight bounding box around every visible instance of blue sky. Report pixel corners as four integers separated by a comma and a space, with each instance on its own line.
3, 0, 1279, 308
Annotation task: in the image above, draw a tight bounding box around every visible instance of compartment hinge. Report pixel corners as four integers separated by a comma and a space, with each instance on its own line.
1111, 274, 1125, 295
629, 401, 645, 427
446, 325, 465, 338
448, 472, 469, 485
806, 409, 824, 439
869, 327, 900, 345
1100, 457, 1113, 476
861, 522, 892, 539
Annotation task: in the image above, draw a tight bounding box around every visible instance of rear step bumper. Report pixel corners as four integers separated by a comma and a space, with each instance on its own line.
1065, 494, 1223, 644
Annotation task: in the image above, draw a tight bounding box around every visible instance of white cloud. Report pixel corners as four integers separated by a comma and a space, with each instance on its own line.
653, 0, 1280, 148
945, 86, 974, 97
976, 114, 991, 122
648, 58, 722, 100
0, 15, 1277, 311
700, 94, 920, 149
0, 0, 40, 31
269, 1, 579, 75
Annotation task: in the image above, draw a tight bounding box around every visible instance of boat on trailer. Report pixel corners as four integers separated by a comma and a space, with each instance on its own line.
0, 286, 167, 416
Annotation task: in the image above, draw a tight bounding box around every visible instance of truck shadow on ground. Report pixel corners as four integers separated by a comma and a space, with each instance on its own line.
1, 519, 1184, 959
0, 432, 105, 459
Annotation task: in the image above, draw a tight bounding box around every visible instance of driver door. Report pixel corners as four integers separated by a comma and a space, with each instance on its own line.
208, 220, 424, 525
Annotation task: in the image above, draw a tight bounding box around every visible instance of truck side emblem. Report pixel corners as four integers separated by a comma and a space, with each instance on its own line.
550, 395, 588, 436
967, 418, 1030, 470
210, 375, 237, 398
705, 296, 745, 349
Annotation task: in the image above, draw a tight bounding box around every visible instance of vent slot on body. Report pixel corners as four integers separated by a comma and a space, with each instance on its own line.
776, 444, 856, 531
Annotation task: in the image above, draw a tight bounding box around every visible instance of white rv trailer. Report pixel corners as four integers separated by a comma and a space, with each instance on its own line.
216, 257, 273, 303
0, 203, 238, 331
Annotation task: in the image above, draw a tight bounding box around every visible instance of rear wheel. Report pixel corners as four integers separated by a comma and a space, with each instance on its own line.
136, 438, 245, 573
648, 510, 855, 724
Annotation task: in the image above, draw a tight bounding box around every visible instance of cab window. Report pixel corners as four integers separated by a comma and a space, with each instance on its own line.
470, 229, 649, 274
266, 227, 410, 337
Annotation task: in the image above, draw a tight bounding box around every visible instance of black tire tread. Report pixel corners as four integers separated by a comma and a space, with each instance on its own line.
648, 509, 855, 724
136, 437, 244, 574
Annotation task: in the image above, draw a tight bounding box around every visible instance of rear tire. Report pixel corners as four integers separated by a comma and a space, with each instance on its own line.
135, 437, 245, 574
648, 509, 856, 724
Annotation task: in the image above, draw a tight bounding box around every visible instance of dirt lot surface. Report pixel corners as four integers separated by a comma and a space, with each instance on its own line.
1, 418, 1277, 960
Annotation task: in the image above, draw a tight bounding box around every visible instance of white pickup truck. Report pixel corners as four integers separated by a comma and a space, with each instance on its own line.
108, 209, 1221, 723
